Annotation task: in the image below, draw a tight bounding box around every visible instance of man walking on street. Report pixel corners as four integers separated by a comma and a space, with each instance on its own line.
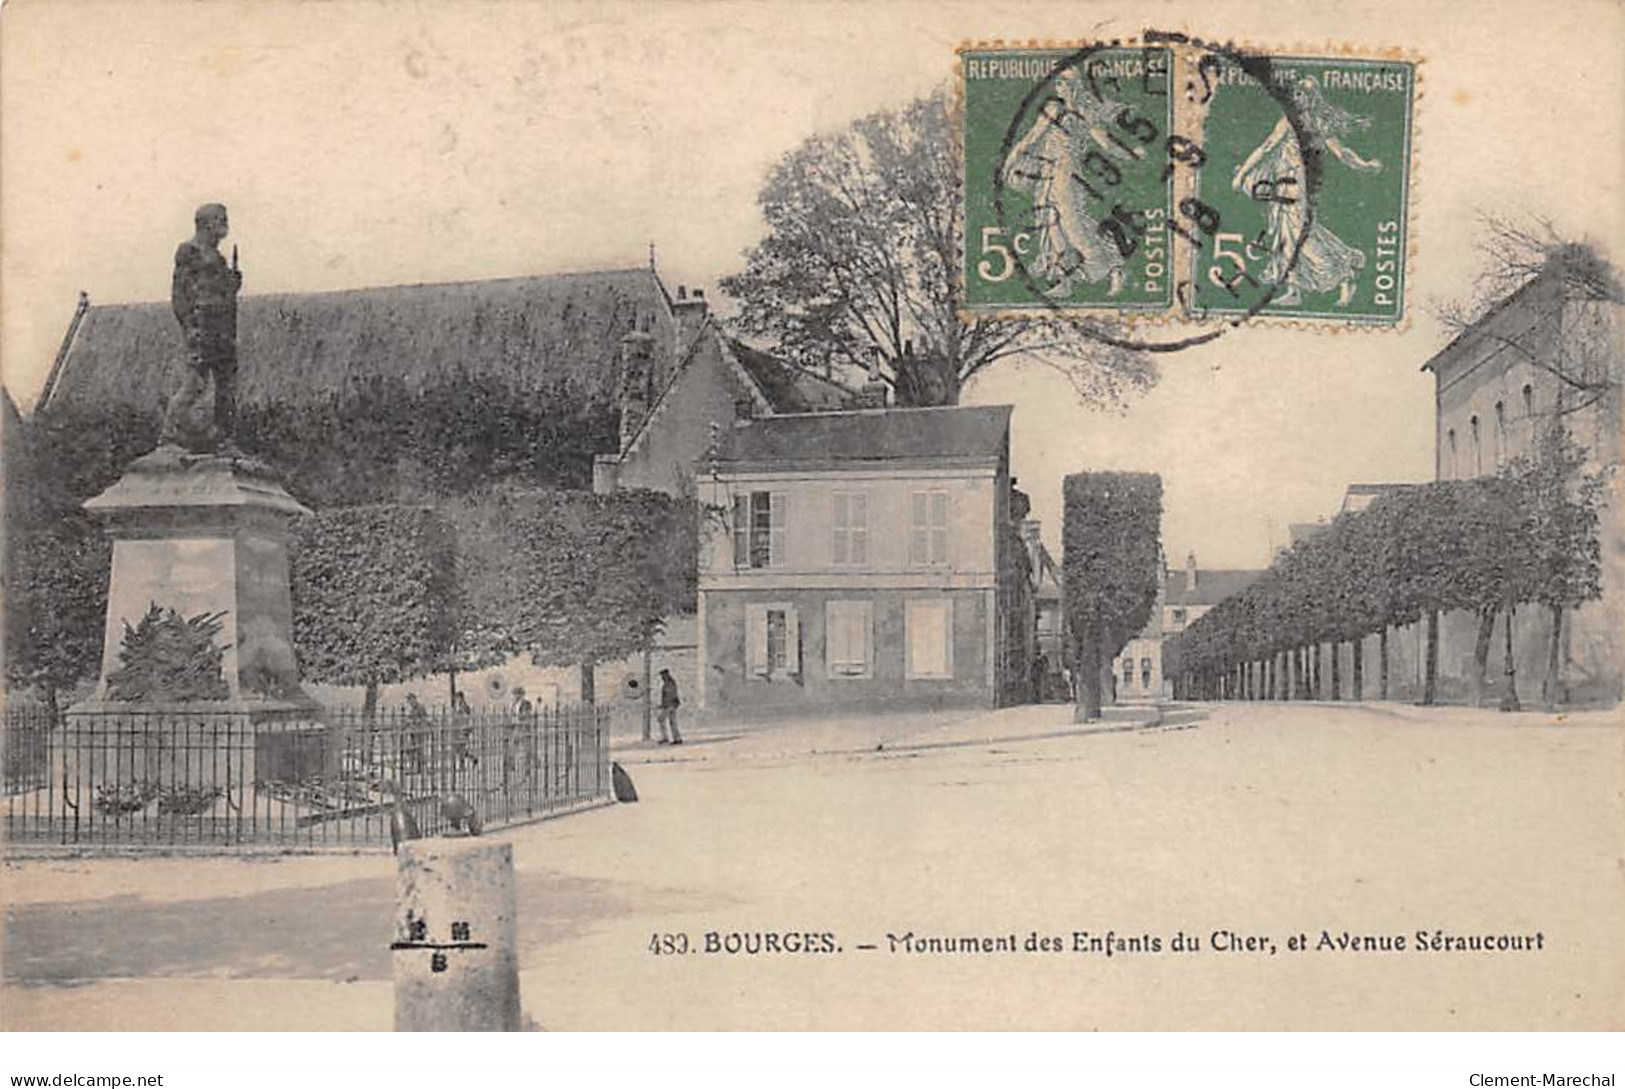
657, 668, 683, 745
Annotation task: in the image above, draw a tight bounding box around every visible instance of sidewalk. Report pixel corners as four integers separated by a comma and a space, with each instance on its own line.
612, 700, 1167, 765
1180, 697, 1619, 731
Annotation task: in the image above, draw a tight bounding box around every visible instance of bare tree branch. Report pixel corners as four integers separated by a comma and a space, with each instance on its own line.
721, 87, 1158, 408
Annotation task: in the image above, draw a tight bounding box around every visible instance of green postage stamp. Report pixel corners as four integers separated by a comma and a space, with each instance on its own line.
960, 40, 1416, 326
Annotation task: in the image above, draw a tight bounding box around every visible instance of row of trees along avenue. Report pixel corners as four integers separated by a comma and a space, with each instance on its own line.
1062, 472, 1164, 721
1165, 426, 1605, 711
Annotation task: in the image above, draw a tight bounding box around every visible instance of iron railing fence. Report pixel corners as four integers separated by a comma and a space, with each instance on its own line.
1, 702, 610, 850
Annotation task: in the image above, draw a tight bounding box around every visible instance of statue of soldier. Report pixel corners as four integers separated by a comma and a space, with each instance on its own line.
160, 203, 242, 452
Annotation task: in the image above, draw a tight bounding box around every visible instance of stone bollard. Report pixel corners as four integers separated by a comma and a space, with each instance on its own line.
393, 838, 521, 1031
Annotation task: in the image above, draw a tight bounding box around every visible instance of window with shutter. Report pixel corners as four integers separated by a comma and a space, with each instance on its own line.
832, 492, 869, 567
929, 491, 948, 564
910, 490, 949, 566
825, 600, 872, 678
751, 492, 772, 567
736, 491, 785, 569
747, 603, 769, 675
833, 494, 849, 565
782, 605, 800, 673
905, 599, 953, 679
733, 494, 750, 567
910, 492, 929, 565
769, 492, 787, 568
766, 609, 787, 672
747, 602, 798, 678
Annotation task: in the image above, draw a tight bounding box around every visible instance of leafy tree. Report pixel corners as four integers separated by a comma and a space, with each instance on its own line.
1511, 425, 1606, 708
1062, 472, 1163, 721
288, 505, 458, 717
722, 89, 1156, 407
455, 487, 697, 704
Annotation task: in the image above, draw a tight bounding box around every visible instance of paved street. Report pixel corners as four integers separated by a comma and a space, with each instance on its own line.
4, 701, 1621, 1030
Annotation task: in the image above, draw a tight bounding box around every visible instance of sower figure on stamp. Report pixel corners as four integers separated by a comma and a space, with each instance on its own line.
161, 202, 243, 453
657, 668, 683, 745
1000, 71, 1142, 300
1231, 78, 1382, 308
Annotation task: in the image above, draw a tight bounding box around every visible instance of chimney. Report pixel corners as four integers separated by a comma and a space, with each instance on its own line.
617, 322, 657, 453
1184, 551, 1198, 592
672, 285, 710, 348
592, 453, 621, 495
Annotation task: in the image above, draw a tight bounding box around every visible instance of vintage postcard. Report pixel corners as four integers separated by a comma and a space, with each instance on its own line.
2, 0, 1622, 1040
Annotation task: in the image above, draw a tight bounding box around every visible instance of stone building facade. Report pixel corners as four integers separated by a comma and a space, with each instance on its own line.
1422, 250, 1622, 705
695, 405, 1022, 719
1115, 553, 1261, 702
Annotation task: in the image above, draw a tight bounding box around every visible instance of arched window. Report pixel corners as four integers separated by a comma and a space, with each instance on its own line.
1470, 414, 1482, 475
1494, 401, 1507, 468
1446, 428, 1458, 479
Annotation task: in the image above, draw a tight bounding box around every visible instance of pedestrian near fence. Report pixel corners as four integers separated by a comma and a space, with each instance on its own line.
657, 668, 683, 745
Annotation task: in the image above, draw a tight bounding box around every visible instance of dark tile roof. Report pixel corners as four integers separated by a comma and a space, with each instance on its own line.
40, 268, 675, 413
1165, 569, 1262, 607
728, 339, 856, 413
718, 404, 1012, 468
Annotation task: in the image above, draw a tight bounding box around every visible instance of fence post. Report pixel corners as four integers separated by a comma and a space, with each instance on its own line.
393, 838, 522, 1031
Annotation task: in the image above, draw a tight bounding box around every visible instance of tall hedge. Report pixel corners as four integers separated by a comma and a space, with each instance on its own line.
2, 401, 115, 710
9, 373, 624, 705
289, 505, 458, 714
452, 487, 697, 703
1062, 472, 1164, 721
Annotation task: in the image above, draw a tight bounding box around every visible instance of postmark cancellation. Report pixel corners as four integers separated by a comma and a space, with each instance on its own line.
960, 38, 1418, 330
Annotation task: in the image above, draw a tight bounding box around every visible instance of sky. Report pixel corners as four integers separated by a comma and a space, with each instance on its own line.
4, 0, 1622, 568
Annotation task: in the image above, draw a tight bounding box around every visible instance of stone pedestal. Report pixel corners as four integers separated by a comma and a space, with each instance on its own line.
394, 839, 522, 1031
65, 447, 322, 807
77, 445, 316, 712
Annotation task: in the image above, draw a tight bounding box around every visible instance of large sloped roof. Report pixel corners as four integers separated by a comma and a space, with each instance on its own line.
40, 268, 676, 413
717, 404, 1012, 469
